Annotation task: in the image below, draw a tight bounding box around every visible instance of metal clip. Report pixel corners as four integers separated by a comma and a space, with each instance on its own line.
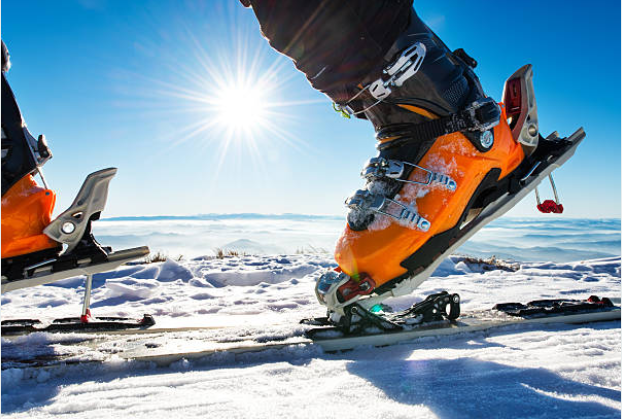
332, 42, 426, 117
465, 97, 501, 132
369, 42, 427, 100
362, 157, 457, 191
385, 42, 427, 87
362, 157, 405, 179
346, 189, 430, 231
332, 103, 352, 119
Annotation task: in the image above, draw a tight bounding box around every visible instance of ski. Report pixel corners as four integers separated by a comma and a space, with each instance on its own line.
3, 294, 619, 370
1, 318, 241, 337
309, 303, 620, 353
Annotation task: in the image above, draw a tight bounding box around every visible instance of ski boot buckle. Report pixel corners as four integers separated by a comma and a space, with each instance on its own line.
362, 157, 457, 191
346, 189, 431, 231
369, 41, 427, 99
333, 42, 426, 117
464, 97, 502, 132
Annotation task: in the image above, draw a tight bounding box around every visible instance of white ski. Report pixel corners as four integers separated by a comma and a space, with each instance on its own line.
311, 307, 620, 352
3, 305, 619, 370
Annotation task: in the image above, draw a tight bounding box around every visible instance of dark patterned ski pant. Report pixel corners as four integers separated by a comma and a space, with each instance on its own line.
241, 0, 414, 100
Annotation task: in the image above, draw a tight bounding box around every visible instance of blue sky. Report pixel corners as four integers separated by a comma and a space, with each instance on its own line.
2, 0, 620, 218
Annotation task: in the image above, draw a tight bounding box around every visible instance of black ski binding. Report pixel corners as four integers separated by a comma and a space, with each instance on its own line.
1, 314, 155, 336
303, 291, 461, 338
494, 295, 616, 319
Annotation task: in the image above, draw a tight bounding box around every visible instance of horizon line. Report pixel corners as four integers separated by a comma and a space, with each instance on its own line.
100, 213, 622, 222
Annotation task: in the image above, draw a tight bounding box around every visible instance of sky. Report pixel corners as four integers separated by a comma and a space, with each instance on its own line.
2, 0, 620, 218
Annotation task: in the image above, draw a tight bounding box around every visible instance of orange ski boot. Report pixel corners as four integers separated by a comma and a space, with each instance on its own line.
314, 10, 584, 320
1, 39, 62, 268
1, 174, 61, 261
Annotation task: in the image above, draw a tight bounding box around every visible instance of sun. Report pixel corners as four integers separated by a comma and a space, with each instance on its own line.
214, 78, 271, 132
126, 8, 327, 179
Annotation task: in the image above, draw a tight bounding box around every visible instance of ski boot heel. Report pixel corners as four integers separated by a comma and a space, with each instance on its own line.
1, 174, 60, 259
2, 166, 151, 292
1, 166, 151, 290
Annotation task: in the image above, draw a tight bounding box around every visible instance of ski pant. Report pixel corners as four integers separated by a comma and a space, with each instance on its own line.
241, 0, 414, 102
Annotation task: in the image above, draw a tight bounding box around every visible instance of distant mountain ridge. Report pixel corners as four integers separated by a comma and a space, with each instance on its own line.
94, 215, 620, 262
101, 214, 619, 222
102, 213, 344, 222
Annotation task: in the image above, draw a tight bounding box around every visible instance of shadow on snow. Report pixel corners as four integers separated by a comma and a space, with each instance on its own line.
2, 322, 620, 417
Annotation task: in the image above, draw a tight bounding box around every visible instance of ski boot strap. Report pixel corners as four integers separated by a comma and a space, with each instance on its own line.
376, 97, 502, 152
332, 40, 499, 150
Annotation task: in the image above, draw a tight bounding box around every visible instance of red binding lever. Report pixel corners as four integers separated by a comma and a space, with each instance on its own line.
337, 273, 376, 303
535, 174, 564, 214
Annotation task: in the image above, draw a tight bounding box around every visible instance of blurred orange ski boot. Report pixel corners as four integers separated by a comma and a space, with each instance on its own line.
1, 39, 154, 333
1, 40, 150, 294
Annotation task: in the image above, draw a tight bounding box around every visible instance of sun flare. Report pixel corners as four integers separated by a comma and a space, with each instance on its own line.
132, 12, 326, 179
215, 80, 270, 131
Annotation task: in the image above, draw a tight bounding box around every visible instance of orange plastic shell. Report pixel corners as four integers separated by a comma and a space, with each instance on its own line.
335, 104, 525, 286
1, 174, 59, 259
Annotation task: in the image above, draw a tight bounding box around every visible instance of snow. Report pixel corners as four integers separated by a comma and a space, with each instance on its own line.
1, 218, 620, 418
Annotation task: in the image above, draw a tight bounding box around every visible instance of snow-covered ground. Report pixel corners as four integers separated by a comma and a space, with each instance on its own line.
1, 217, 621, 418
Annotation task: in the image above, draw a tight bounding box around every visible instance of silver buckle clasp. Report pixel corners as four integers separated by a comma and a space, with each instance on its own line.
346, 189, 430, 231
334, 42, 427, 117
368, 42, 427, 100
362, 157, 405, 179
362, 157, 457, 191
